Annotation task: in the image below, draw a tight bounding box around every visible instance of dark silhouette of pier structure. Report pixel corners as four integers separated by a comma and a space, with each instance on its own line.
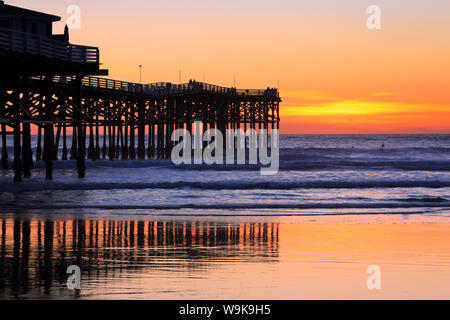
0, 2, 281, 182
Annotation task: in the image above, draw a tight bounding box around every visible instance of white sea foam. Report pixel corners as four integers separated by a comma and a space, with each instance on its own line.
0, 135, 449, 217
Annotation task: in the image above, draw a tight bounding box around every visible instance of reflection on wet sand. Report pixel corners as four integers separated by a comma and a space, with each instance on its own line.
0, 218, 279, 299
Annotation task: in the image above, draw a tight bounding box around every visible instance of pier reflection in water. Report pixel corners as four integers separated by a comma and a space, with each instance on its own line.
0, 218, 279, 299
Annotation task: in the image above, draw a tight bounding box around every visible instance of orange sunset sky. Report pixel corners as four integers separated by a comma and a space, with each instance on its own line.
12, 0, 450, 134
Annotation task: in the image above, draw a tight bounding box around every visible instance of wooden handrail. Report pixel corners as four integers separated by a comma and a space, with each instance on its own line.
1, 28, 278, 97
29, 76, 279, 98
0, 27, 99, 64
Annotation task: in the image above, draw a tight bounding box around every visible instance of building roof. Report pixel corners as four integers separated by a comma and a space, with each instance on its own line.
0, 1, 61, 22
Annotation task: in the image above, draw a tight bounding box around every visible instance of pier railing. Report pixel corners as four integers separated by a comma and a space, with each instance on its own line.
0, 27, 99, 64
30, 75, 279, 97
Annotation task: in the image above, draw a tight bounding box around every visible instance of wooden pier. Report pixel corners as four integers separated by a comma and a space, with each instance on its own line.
0, 4, 281, 183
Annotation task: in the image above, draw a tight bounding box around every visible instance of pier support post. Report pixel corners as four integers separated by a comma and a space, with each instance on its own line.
121, 123, 128, 160
22, 119, 32, 178
123, 107, 129, 160
154, 123, 159, 158
116, 120, 121, 159
110, 117, 116, 160
43, 83, 54, 180
70, 125, 78, 160
147, 123, 154, 159
102, 120, 107, 159
54, 122, 61, 161
1, 123, 8, 170
88, 119, 95, 160
55, 103, 67, 161
276, 101, 280, 132
137, 100, 146, 160
74, 76, 86, 178
95, 114, 100, 160
20, 88, 33, 178
62, 122, 68, 160
117, 121, 123, 160
165, 98, 174, 159
107, 122, 113, 160
202, 101, 208, 150
129, 100, 136, 159
138, 124, 145, 159
36, 124, 42, 161
13, 92, 22, 182
157, 124, 163, 159
0, 93, 8, 170
186, 120, 192, 160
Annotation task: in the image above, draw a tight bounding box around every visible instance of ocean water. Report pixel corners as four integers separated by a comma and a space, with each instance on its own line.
1, 134, 450, 299
0, 134, 449, 218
